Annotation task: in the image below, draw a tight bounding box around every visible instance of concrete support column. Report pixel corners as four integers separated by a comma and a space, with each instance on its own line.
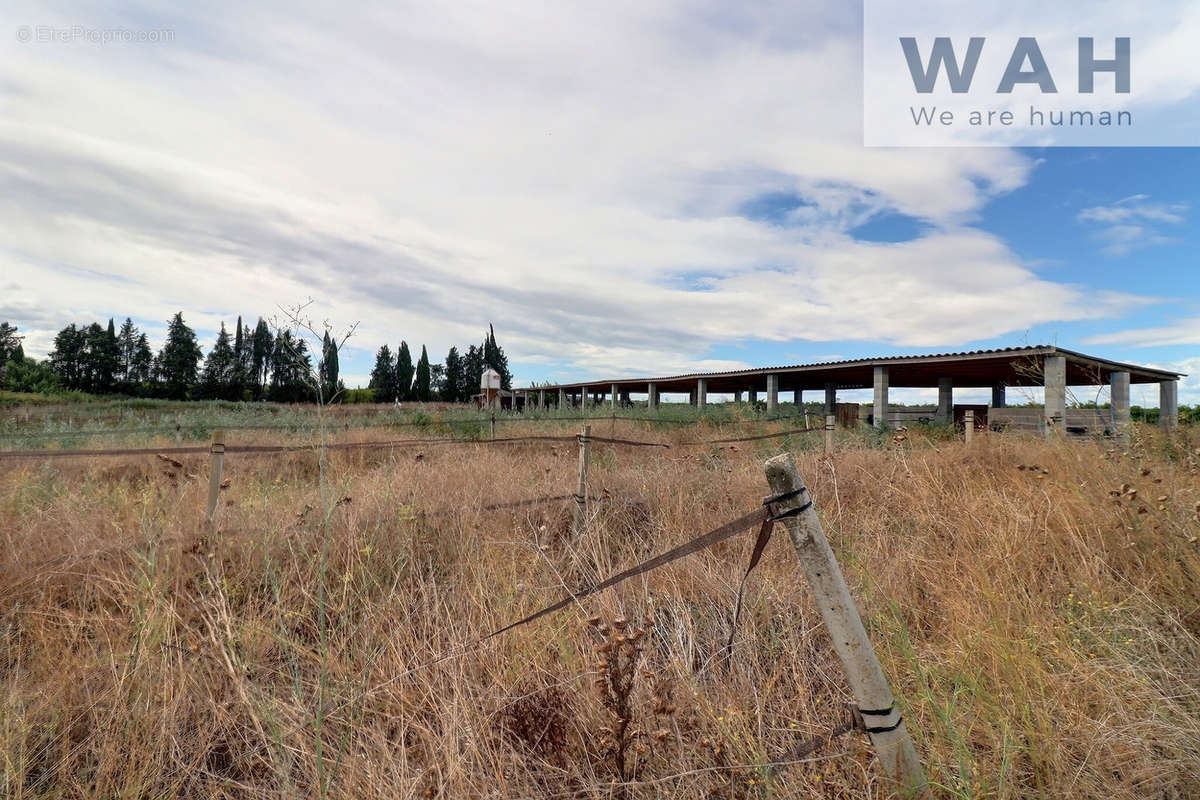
734, 390, 743, 403
1044, 355, 1067, 434
991, 382, 1006, 408
558, 388, 565, 408
1110, 371, 1131, 434
872, 366, 889, 429
1160, 379, 1179, 428
766, 374, 779, 413
697, 378, 707, 409
749, 388, 758, 404
610, 384, 618, 409
936, 377, 953, 424
647, 383, 658, 410
824, 383, 837, 415
538, 389, 545, 409
795, 389, 803, 410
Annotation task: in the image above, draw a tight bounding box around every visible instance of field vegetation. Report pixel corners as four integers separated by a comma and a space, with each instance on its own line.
1, 404, 1198, 798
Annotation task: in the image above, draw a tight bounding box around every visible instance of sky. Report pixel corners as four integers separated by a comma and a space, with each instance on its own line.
2, 2, 1198, 408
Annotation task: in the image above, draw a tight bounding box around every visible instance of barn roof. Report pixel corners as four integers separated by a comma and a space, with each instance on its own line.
520, 345, 1182, 394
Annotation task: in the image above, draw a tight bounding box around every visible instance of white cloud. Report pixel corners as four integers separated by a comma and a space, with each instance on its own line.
0, 1, 1156, 382
1085, 316, 1200, 348
1077, 196, 1188, 256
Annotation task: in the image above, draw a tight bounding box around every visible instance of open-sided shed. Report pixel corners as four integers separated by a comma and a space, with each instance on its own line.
515, 345, 1183, 432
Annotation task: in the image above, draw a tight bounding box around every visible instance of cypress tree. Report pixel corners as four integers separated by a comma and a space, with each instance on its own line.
232, 315, 245, 399
319, 330, 340, 402
485, 324, 512, 390
157, 312, 203, 400
395, 341, 415, 401
100, 318, 119, 393
368, 345, 396, 403
414, 345, 431, 401
251, 318, 273, 398
442, 346, 464, 402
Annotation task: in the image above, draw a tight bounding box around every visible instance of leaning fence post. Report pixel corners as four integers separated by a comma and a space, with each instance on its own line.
205, 429, 226, 525
824, 414, 835, 454
763, 453, 925, 794
573, 425, 591, 537
964, 409, 975, 446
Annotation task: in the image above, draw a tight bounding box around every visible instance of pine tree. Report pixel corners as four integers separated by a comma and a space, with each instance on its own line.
2, 355, 58, 394
0, 322, 22, 367
158, 312, 203, 400
462, 344, 483, 403
429, 362, 445, 398
50, 324, 87, 390
200, 323, 237, 399
269, 330, 314, 402
395, 341, 415, 401
442, 346, 464, 402
116, 318, 138, 386
132, 333, 153, 387
368, 344, 396, 403
414, 345, 431, 401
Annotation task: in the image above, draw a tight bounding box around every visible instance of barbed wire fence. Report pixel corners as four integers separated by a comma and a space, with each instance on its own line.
3, 414, 933, 792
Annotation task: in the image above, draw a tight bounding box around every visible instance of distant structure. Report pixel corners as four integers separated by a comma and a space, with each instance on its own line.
514, 346, 1183, 433
473, 367, 527, 410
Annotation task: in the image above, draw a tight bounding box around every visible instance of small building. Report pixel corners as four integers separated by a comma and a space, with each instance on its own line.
472, 368, 528, 410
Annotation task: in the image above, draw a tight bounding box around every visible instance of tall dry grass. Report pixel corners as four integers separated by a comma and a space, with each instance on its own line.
0, 420, 1198, 798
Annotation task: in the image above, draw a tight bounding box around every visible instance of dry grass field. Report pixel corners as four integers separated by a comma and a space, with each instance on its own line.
1, 414, 1198, 798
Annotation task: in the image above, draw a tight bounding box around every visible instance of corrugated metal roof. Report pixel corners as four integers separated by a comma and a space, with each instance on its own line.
521, 345, 1184, 390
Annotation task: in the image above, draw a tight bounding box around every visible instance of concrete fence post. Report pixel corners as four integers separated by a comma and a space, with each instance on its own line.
964, 409, 974, 446
824, 414, 835, 454
763, 453, 925, 794
573, 425, 591, 538
205, 429, 226, 525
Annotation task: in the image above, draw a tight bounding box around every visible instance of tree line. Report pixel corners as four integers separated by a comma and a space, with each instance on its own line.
366, 324, 511, 403
0, 315, 513, 404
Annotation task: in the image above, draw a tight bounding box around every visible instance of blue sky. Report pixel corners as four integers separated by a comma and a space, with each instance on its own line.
2, 3, 1197, 405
